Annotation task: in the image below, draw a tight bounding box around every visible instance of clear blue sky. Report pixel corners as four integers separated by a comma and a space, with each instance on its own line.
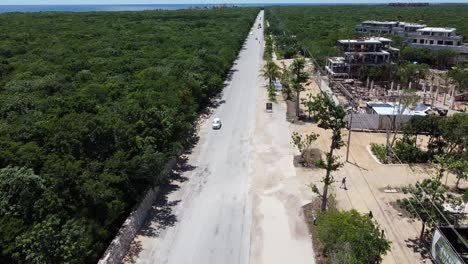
2, 0, 468, 5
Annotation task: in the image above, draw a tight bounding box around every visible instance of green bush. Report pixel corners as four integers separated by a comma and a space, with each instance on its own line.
393, 136, 428, 163
370, 143, 389, 164
316, 209, 391, 263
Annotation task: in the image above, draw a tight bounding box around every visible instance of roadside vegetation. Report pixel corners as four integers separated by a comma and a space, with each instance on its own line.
0, 8, 258, 263
315, 209, 391, 263
398, 176, 465, 241
265, 5, 468, 69
370, 113, 467, 184
304, 192, 391, 263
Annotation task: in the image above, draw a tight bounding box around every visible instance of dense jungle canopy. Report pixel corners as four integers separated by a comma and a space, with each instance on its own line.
0, 8, 258, 263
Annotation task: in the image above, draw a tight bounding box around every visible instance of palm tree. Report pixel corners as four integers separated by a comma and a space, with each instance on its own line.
262, 59, 280, 87
280, 64, 292, 99
290, 57, 308, 117
448, 68, 468, 110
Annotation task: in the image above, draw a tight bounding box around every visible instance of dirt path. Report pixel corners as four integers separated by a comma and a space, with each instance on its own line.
249, 81, 316, 263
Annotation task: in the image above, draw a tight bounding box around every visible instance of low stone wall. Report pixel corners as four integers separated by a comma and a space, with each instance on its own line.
98, 186, 160, 264
98, 158, 177, 264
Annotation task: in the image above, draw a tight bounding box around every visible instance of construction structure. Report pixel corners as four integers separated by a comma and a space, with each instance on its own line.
355, 20, 468, 57
326, 37, 399, 78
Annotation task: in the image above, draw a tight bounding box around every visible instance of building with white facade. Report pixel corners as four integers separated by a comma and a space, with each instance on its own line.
355, 20, 468, 56
408, 27, 468, 54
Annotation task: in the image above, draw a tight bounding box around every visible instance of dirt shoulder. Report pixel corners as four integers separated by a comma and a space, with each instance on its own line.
249, 75, 316, 264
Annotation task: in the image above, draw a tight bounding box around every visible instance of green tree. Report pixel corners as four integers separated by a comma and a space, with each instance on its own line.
386, 89, 420, 151
0, 167, 46, 222
267, 83, 277, 102
398, 177, 461, 240
14, 216, 94, 264
448, 68, 468, 94
280, 63, 292, 99
291, 131, 319, 160
436, 153, 468, 189
290, 57, 308, 117
440, 113, 468, 155
316, 209, 391, 263
307, 93, 347, 211
399, 63, 429, 88
264, 34, 274, 60
261, 59, 280, 87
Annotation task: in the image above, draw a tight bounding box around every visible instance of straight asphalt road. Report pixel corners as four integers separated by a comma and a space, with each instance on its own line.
128, 11, 264, 264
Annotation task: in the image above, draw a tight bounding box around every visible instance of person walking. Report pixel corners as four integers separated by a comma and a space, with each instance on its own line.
340, 177, 347, 189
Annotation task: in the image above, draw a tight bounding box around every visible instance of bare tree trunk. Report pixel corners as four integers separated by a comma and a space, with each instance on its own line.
321, 180, 329, 212
390, 116, 399, 149
295, 90, 300, 117
321, 135, 336, 211
420, 221, 426, 240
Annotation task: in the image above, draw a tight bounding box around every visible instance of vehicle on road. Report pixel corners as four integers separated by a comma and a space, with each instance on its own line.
212, 118, 222, 129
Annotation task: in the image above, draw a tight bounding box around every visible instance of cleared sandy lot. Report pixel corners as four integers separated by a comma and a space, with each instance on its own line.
291, 70, 464, 264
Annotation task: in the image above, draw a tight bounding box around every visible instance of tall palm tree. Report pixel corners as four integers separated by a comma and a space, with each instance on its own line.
280, 63, 292, 99
262, 59, 280, 87
290, 57, 308, 117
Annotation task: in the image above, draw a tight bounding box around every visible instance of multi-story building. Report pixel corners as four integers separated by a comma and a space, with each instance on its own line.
355, 20, 427, 37
355, 20, 468, 56
326, 37, 399, 78
408, 27, 468, 53
355, 20, 399, 34
392, 22, 427, 37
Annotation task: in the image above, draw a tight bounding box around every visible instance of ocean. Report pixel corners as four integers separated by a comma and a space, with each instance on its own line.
0, 3, 396, 14
0, 4, 297, 13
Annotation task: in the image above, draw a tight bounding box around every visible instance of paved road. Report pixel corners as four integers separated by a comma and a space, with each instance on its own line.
129, 11, 264, 264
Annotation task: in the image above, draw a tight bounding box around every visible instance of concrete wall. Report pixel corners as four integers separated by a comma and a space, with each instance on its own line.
350, 113, 380, 130
349, 113, 413, 131
317, 76, 340, 105
98, 158, 177, 264
98, 186, 160, 264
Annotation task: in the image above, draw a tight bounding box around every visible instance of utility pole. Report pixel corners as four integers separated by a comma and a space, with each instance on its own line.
345, 99, 355, 162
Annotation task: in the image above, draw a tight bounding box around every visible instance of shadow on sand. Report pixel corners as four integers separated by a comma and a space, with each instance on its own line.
404, 237, 432, 260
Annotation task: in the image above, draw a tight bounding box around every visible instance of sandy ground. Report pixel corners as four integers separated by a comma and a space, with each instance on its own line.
291, 74, 465, 264
249, 77, 316, 264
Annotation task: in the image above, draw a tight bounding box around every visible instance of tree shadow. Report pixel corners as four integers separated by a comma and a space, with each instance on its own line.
135, 152, 197, 238
124, 123, 200, 262
404, 237, 432, 260
124, 240, 143, 264
224, 68, 238, 83
297, 114, 316, 124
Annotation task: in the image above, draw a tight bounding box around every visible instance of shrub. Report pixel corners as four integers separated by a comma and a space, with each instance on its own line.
316, 209, 391, 263
393, 136, 428, 163
370, 143, 389, 164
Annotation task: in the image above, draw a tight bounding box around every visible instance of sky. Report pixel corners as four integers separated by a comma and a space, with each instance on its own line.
1, 0, 467, 5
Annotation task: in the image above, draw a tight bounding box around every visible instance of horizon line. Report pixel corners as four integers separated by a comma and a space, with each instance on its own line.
2, 2, 468, 5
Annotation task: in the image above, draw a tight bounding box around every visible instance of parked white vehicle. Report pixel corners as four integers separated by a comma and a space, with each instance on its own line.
212, 118, 222, 129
